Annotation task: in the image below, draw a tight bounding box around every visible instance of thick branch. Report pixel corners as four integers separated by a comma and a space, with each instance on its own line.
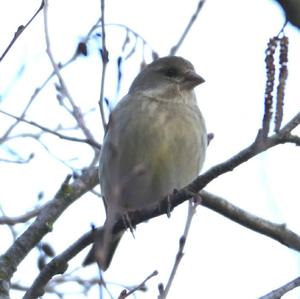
0, 111, 298, 298
23, 230, 94, 299
0, 167, 98, 282
25, 188, 300, 298
111, 111, 300, 232
20, 111, 299, 297
200, 191, 300, 250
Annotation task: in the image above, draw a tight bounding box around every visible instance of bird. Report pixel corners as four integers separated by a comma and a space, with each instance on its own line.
83, 56, 207, 271
274, 0, 300, 30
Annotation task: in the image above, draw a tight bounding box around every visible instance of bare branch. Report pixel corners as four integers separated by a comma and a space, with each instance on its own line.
159, 199, 199, 299
0, 112, 297, 298
21, 110, 298, 295
280, 111, 300, 133
5, 16, 103, 142
0, 205, 45, 225
24, 185, 300, 299
0, 154, 34, 164
43, 0, 97, 145
104, 23, 158, 60
0, 109, 101, 149
98, 0, 109, 132
0, 167, 98, 284
18, 114, 300, 296
285, 134, 300, 145
0, 0, 44, 62
0, 206, 18, 241
258, 275, 300, 299
118, 270, 158, 299
200, 191, 300, 251
169, 0, 206, 56
0, 85, 46, 144
23, 230, 94, 299
24, 180, 300, 299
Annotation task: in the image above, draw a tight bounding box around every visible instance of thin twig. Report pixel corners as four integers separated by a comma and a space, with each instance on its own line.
118, 270, 158, 299
169, 0, 206, 55
0, 110, 101, 149
159, 200, 198, 299
99, 0, 109, 131
0, 80, 49, 143
0, 0, 44, 62
258, 276, 300, 299
23, 185, 300, 298
0, 205, 45, 225
0, 206, 18, 240
0, 17, 103, 143
0, 154, 34, 164
104, 23, 157, 59
43, 0, 97, 144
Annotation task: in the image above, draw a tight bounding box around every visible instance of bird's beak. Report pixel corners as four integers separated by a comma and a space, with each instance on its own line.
182, 70, 205, 89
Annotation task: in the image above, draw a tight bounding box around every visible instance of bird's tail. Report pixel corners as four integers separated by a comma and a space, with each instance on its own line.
83, 227, 124, 271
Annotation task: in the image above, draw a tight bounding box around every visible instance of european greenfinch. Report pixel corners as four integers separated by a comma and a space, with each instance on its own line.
84, 56, 207, 270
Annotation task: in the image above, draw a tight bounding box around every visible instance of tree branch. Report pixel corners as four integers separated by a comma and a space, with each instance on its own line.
110, 111, 300, 241
200, 191, 300, 250
118, 270, 158, 299
158, 199, 198, 299
0, 205, 45, 225
23, 187, 300, 298
0, 110, 298, 298
0, 0, 44, 62
258, 275, 300, 299
43, 0, 97, 145
99, 0, 109, 131
0, 109, 101, 149
0, 167, 98, 284
169, 0, 206, 55
23, 230, 94, 299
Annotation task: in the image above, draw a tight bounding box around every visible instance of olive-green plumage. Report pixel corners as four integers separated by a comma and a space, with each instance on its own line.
83, 56, 207, 270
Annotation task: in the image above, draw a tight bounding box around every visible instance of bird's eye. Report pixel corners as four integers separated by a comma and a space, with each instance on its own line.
163, 67, 179, 78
